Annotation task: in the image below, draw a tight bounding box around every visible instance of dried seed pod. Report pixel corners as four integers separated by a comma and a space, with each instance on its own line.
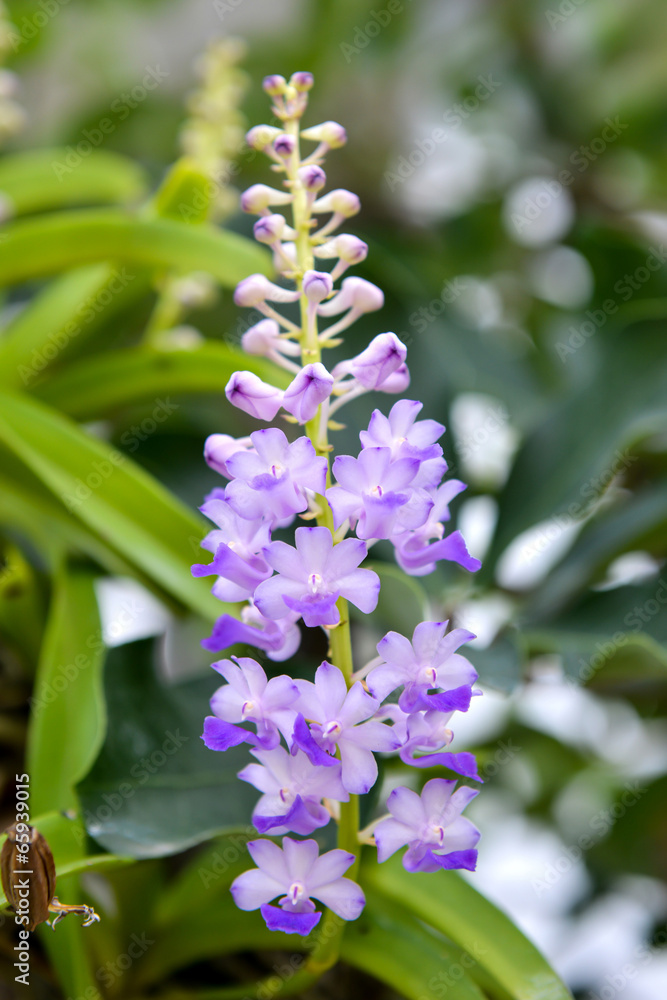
1, 823, 99, 931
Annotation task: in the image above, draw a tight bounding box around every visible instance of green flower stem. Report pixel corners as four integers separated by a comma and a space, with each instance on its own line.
285, 108, 361, 977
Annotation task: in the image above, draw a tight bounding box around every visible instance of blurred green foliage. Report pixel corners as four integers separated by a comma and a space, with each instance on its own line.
0, 0, 666, 997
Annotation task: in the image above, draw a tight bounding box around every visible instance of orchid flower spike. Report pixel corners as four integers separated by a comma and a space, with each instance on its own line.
194, 69, 484, 943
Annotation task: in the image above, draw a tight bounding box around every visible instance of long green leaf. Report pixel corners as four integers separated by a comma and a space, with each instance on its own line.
77, 639, 257, 858
341, 889, 486, 1000
486, 322, 667, 573
0, 463, 149, 577
33, 342, 290, 419
0, 391, 220, 620
363, 855, 572, 1000
26, 561, 106, 815
0, 208, 271, 287
0, 148, 148, 216
0, 264, 150, 389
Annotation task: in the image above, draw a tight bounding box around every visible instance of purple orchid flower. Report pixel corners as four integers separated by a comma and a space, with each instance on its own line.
207, 656, 299, 750
254, 526, 380, 627
292, 661, 400, 794
373, 704, 481, 781
224, 428, 328, 523
231, 837, 365, 936
399, 711, 481, 780
201, 604, 302, 662
367, 621, 478, 714
360, 399, 446, 488
191, 497, 272, 602
391, 480, 481, 576
239, 746, 349, 835
327, 447, 433, 540
374, 778, 480, 873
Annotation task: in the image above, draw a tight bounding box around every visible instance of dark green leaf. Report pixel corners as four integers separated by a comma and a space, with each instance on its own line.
77, 639, 257, 858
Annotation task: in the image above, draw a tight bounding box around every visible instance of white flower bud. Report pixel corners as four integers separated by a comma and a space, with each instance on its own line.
301, 121, 347, 148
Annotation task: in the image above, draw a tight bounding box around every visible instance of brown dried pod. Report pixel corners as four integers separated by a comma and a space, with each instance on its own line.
1, 822, 100, 931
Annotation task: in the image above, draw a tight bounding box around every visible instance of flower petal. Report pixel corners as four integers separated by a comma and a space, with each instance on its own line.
230, 868, 283, 910
374, 817, 412, 863
260, 904, 321, 936
314, 878, 365, 920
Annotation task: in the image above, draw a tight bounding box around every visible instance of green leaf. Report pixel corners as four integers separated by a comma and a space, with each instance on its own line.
363, 854, 572, 1000
152, 158, 214, 224
26, 561, 106, 816
524, 581, 667, 705
77, 639, 257, 858
341, 889, 486, 1000
465, 630, 525, 693
356, 561, 430, 636
0, 463, 145, 577
0, 538, 46, 669
0, 208, 271, 288
33, 342, 290, 420
0, 390, 220, 620
0, 148, 148, 216
152, 831, 255, 929
0, 264, 150, 389
525, 482, 667, 622
486, 322, 667, 573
